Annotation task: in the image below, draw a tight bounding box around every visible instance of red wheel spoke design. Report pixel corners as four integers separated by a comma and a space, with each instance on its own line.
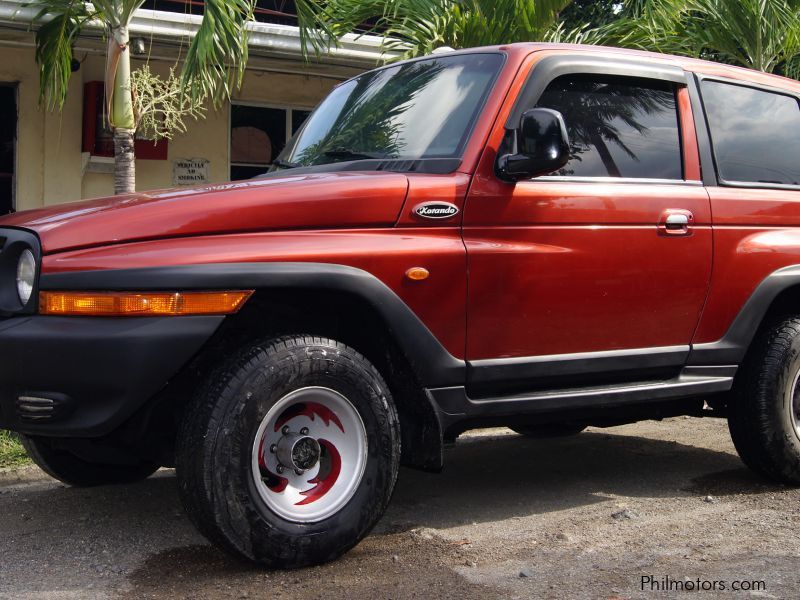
252, 387, 366, 522
296, 439, 341, 506
273, 402, 345, 433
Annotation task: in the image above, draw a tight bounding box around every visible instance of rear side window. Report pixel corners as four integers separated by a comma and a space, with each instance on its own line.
535, 75, 683, 179
701, 80, 800, 186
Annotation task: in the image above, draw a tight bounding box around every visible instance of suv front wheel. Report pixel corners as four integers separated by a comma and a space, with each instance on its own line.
728, 316, 800, 485
177, 335, 401, 568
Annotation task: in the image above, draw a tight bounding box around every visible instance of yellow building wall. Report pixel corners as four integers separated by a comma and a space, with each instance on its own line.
0, 45, 84, 212
0, 43, 338, 210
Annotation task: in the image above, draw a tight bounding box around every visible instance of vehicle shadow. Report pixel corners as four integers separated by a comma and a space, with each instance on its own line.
0, 426, 785, 598
380, 428, 777, 532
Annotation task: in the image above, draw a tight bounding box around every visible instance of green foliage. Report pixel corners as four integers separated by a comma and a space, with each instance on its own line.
597, 0, 800, 76
132, 65, 207, 141
179, 0, 255, 106
559, 0, 623, 30
316, 0, 573, 58
29, 0, 95, 110
29, 0, 267, 112
0, 431, 28, 469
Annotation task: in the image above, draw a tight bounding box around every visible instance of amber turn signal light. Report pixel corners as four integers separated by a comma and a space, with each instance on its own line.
39, 290, 253, 317
405, 267, 430, 281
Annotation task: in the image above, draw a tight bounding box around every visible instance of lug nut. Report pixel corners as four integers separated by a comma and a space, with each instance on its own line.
276, 464, 285, 474
300, 427, 309, 435
281, 426, 290, 435
295, 468, 304, 476
269, 444, 277, 454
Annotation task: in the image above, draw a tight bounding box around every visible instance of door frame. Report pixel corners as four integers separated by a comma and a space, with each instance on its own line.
0, 82, 18, 213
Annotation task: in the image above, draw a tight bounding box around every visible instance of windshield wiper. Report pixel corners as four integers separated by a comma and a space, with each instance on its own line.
271, 158, 300, 169
322, 148, 390, 161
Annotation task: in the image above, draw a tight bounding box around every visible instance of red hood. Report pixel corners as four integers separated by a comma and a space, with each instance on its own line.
0, 172, 410, 254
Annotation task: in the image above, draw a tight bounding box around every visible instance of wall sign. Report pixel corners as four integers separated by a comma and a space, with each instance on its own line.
173, 158, 210, 185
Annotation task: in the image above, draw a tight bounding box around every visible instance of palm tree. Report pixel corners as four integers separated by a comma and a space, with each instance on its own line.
600, 0, 800, 78
309, 0, 574, 59
30, 0, 328, 195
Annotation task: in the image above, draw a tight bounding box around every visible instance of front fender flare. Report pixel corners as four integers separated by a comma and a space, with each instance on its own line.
41, 262, 466, 388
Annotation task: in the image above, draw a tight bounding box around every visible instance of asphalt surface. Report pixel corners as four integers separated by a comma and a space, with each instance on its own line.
1, 417, 799, 599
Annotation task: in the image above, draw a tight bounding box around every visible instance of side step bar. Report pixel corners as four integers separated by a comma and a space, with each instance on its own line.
427, 366, 736, 431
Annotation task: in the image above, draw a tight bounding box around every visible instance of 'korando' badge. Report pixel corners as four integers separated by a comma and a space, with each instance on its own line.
414, 202, 459, 220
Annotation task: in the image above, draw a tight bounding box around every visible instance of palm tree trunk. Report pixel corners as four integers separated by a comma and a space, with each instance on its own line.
113, 128, 136, 194
108, 25, 137, 194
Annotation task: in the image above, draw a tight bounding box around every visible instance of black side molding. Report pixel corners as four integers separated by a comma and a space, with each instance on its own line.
40, 262, 466, 388
689, 264, 800, 365
429, 365, 735, 436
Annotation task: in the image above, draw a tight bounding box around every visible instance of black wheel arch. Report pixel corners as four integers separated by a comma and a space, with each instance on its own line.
41, 262, 460, 471
689, 265, 800, 367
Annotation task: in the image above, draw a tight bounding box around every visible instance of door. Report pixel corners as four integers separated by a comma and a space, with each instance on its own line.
0, 85, 16, 214
463, 59, 712, 391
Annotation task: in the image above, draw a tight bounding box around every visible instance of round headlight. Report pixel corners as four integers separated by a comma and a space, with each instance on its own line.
16, 249, 35, 305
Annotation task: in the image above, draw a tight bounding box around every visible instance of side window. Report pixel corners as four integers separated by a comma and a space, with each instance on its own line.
701, 80, 800, 186
534, 75, 683, 179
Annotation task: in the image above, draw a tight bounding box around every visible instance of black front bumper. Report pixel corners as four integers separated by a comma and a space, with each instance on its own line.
0, 315, 223, 436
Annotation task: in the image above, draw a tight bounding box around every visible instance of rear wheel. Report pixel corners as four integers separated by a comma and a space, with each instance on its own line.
177, 335, 400, 568
20, 436, 159, 487
728, 316, 800, 484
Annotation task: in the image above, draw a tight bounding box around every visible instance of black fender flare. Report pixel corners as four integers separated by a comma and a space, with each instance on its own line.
40, 262, 467, 388
689, 264, 800, 365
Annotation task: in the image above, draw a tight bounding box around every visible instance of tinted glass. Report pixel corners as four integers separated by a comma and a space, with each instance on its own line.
535, 75, 683, 179
702, 80, 800, 186
280, 53, 504, 166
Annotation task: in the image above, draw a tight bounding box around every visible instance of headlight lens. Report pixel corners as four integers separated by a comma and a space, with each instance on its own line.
16, 249, 35, 305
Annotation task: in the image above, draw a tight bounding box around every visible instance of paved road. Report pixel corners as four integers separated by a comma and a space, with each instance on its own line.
1, 418, 798, 599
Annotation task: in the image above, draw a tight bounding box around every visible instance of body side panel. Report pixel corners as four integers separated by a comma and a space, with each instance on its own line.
463, 50, 712, 360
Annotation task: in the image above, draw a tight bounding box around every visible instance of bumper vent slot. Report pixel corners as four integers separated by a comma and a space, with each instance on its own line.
16, 394, 73, 422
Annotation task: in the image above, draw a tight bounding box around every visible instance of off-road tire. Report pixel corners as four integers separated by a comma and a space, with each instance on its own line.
511, 423, 587, 438
19, 435, 159, 487
728, 316, 800, 484
176, 335, 401, 568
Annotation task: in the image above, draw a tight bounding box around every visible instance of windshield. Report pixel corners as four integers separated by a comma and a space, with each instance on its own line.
277, 53, 505, 168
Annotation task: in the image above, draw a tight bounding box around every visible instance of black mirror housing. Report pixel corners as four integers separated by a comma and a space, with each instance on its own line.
497, 108, 570, 181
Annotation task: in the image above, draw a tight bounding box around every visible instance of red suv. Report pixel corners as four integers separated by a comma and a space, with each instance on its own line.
2, 43, 800, 568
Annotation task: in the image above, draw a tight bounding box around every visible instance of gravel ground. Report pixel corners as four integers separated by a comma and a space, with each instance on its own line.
1, 417, 798, 599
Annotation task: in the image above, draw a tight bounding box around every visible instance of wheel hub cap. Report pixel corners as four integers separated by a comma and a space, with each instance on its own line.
275, 432, 321, 473
251, 386, 368, 523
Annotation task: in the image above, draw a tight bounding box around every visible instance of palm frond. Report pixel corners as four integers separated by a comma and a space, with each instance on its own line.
29, 0, 95, 110
180, 0, 255, 106
597, 0, 800, 78
311, 0, 571, 60
293, 0, 335, 57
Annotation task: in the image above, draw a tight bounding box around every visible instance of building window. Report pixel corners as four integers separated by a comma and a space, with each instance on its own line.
230, 104, 311, 181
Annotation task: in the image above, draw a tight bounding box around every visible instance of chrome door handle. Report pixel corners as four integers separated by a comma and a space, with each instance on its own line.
659, 210, 693, 236
665, 214, 689, 229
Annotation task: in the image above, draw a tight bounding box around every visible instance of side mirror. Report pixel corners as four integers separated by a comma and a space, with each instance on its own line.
496, 108, 570, 181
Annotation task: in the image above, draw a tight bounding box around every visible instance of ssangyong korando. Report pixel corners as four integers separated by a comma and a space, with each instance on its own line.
3, 43, 800, 568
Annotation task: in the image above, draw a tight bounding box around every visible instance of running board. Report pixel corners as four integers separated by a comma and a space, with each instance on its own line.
427, 366, 736, 429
